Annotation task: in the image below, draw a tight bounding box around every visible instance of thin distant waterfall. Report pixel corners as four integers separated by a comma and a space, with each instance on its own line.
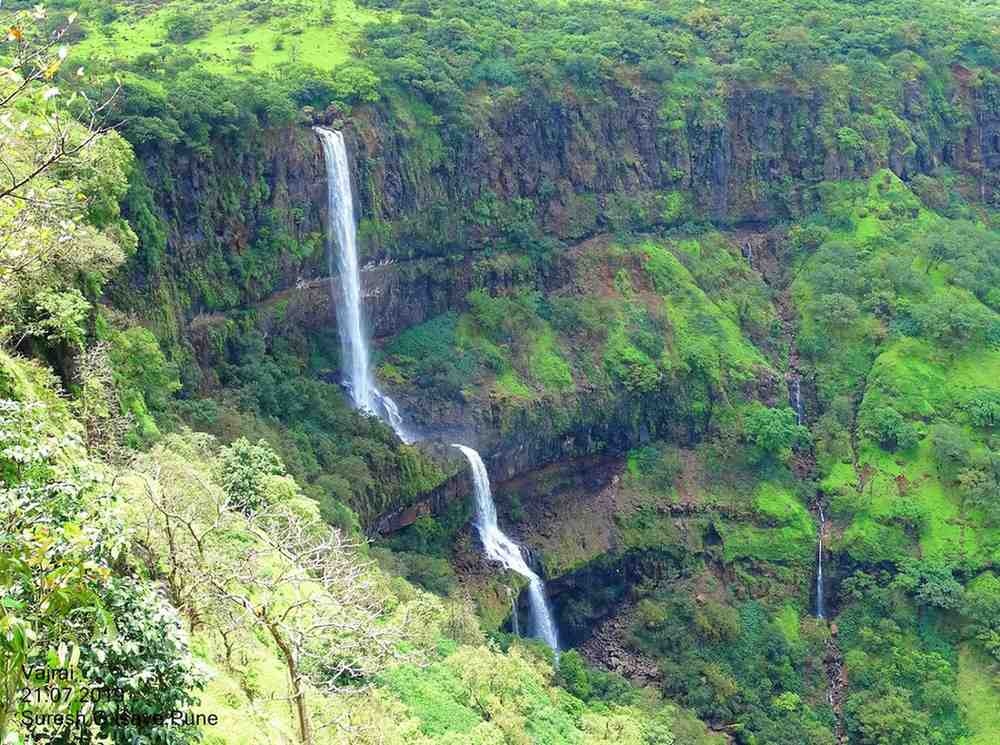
816, 505, 825, 619
791, 377, 804, 425
507, 586, 521, 637
453, 445, 560, 652
314, 127, 412, 443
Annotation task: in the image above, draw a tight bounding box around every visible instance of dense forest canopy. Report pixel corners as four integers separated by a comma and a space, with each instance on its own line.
2, 1, 1000, 745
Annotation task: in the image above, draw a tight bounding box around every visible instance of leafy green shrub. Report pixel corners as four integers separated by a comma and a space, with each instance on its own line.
635, 598, 669, 630
78, 580, 204, 745
957, 457, 1000, 525
742, 404, 807, 462
557, 650, 592, 701
98, 6, 120, 24
330, 63, 381, 105
0, 386, 203, 745
962, 572, 1000, 661
929, 423, 974, 478
787, 224, 831, 255
895, 559, 963, 610
24, 289, 89, 346
216, 437, 286, 514
164, 11, 210, 43
693, 599, 740, 643
812, 292, 860, 331
860, 406, 919, 451
911, 292, 994, 348
310, 474, 362, 534
963, 389, 1000, 429
845, 686, 933, 745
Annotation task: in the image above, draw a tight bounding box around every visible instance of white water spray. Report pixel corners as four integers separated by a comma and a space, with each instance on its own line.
792, 377, 804, 426
507, 586, 521, 637
314, 128, 559, 649
453, 445, 560, 652
315, 127, 412, 443
816, 505, 825, 619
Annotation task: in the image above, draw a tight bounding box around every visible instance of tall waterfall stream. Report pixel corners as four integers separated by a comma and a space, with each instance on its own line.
315, 128, 560, 652
816, 505, 825, 619
315, 127, 413, 444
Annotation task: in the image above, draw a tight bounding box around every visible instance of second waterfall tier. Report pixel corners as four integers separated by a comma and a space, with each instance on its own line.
453, 445, 560, 652
314, 128, 558, 652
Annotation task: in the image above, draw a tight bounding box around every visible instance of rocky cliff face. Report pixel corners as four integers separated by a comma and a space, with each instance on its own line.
121, 75, 999, 335
348, 77, 1000, 252
115, 76, 999, 498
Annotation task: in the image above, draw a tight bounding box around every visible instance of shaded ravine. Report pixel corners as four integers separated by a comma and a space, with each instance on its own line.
315, 127, 560, 652
746, 229, 846, 739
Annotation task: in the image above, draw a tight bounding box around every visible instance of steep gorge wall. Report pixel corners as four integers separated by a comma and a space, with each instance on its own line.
112, 76, 1000, 462
118, 76, 1000, 341
349, 77, 1000, 255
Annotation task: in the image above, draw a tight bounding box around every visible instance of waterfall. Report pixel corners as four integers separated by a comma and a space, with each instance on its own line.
816, 505, 825, 619
792, 377, 804, 425
507, 586, 520, 637
314, 127, 412, 443
744, 241, 754, 269
453, 444, 560, 652
314, 128, 559, 651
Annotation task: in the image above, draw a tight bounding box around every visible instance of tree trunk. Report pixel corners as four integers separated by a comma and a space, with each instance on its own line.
266, 622, 312, 745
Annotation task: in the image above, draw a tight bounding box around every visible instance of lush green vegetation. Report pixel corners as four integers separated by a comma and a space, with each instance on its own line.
380, 170, 1000, 743
0, 10, 722, 745
791, 170, 1000, 566
3, 1, 1000, 745
5, 343, 722, 743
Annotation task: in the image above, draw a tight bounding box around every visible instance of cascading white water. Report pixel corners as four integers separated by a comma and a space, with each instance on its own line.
792, 377, 804, 426
453, 444, 560, 652
315, 127, 412, 443
816, 505, 825, 619
507, 586, 520, 637
314, 128, 559, 650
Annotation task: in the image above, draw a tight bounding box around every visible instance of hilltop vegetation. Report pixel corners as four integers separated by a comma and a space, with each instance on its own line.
3, 1, 1000, 745
5, 0, 374, 73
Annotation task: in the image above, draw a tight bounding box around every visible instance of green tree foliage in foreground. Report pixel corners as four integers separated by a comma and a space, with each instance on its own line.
0, 360, 203, 744
1, 337, 713, 744
0, 16, 714, 745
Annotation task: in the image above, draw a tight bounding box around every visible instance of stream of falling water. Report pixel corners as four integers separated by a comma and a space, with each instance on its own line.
453, 445, 560, 652
816, 505, 825, 619
315, 128, 559, 652
508, 586, 521, 637
315, 127, 412, 443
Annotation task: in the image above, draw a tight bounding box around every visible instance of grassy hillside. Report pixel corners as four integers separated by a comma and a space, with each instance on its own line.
3, 3, 1000, 745
791, 170, 1000, 569
13, 0, 376, 74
